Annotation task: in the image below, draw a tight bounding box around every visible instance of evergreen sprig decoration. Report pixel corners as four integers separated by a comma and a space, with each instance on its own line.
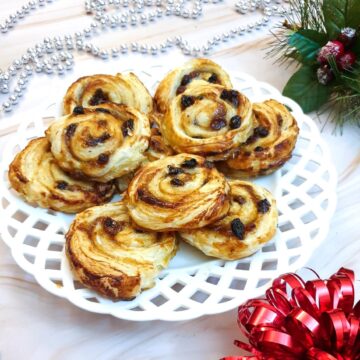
268, 0, 360, 128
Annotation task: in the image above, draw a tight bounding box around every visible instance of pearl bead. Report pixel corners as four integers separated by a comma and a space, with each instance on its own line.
1, 73, 10, 82
13, 60, 22, 69
140, 44, 148, 54
1, 84, 9, 94
84, 28, 91, 37
131, 42, 139, 52
111, 48, 119, 57
57, 64, 65, 74
46, 43, 54, 53
18, 79, 26, 88
150, 45, 158, 55
92, 46, 100, 56
65, 60, 73, 69
14, 86, 23, 96
35, 63, 43, 72
20, 72, 28, 81
9, 94, 18, 104
100, 49, 109, 59
130, 15, 137, 25
29, 1, 37, 9
221, 32, 230, 42
8, 66, 17, 76
0, 24, 8, 33
2, 102, 12, 112
183, 46, 191, 55
160, 43, 167, 52
120, 44, 128, 53
202, 45, 210, 54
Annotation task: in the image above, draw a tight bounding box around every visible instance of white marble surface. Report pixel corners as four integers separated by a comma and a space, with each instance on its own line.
0, 1, 360, 359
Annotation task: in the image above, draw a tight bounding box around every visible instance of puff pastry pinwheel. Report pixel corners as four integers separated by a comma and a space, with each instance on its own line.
154, 58, 232, 113
161, 84, 253, 161
66, 201, 177, 300
8, 137, 115, 213
126, 154, 230, 231
179, 180, 277, 260
221, 99, 299, 177
46, 103, 150, 183
62, 73, 153, 114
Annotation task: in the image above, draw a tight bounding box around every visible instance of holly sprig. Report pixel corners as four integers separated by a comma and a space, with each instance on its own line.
268, 0, 360, 127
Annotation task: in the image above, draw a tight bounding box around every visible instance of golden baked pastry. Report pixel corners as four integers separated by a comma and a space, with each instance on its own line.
161, 84, 253, 161
62, 73, 153, 114
179, 180, 277, 260
8, 137, 115, 213
146, 112, 174, 161
126, 154, 230, 231
46, 103, 150, 183
66, 201, 177, 300
221, 99, 299, 177
154, 58, 232, 113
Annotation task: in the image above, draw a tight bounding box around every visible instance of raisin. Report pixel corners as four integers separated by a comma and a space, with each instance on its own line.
89, 89, 109, 106
210, 117, 227, 131
97, 153, 109, 164
176, 86, 186, 95
170, 177, 185, 186
65, 123, 78, 139
181, 95, 195, 110
56, 181, 68, 190
73, 106, 85, 115
86, 133, 111, 147
254, 146, 264, 152
220, 89, 239, 107
231, 218, 245, 240
208, 73, 218, 83
254, 126, 269, 138
229, 115, 241, 129
189, 71, 199, 79
233, 196, 246, 205
122, 119, 134, 137
167, 165, 184, 176
180, 74, 191, 86
95, 108, 111, 114
245, 134, 257, 145
103, 217, 123, 236
257, 199, 271, 213
181, 158, 197, 168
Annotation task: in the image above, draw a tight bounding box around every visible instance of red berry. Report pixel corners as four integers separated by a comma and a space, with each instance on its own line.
338, 27, 357, 48
317, 41, 345, 63
317, 65, 334, 85
338, 51, 357, 70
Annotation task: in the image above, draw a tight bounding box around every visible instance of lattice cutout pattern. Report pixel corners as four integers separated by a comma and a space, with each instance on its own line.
0, 67, 337, 321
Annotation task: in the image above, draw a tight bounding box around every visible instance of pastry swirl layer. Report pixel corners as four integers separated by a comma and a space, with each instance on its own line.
154, 58, 232, 113
63, 73, 153, 114
46, 103, 150, 182
222, 99, 299, 177
8, 137, 115, 213
161, 84, 253, 160
179, 180, 278, 260
66, 201, 177, 300
126, 154, 230, 231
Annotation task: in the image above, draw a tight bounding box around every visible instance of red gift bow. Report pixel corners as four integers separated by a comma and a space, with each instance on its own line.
222, 268, 360, 360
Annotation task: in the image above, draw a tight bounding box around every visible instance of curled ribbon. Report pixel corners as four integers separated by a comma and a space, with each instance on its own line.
222, 268, 360, 360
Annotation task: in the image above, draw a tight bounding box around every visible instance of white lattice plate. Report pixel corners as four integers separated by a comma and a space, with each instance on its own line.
0, 65, 337, 321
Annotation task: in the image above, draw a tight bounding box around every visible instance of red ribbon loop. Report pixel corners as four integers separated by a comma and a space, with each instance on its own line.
225, 268, 360, 360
